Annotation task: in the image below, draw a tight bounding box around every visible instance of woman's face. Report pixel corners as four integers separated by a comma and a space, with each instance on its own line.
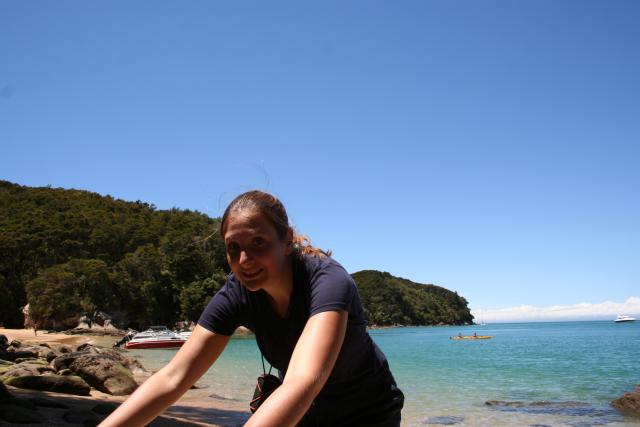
223, 209, 292, 292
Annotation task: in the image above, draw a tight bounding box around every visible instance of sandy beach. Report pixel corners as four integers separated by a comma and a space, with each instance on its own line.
0, 329, 250, 427
0, 329, 92, 346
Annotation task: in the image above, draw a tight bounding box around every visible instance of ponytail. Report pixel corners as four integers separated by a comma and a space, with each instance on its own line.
292, 233, 332, 258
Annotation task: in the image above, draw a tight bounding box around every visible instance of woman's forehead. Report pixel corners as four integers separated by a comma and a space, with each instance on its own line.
224, 209, 274, 238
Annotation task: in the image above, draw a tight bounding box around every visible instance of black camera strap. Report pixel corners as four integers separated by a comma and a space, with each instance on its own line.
261, 353, 274, 376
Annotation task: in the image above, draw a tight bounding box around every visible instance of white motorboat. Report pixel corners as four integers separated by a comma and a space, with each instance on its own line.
124, 326, 187, 349
614, 314, 636, 323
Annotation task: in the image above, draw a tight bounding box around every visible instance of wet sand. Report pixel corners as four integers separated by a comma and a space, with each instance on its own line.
0, 329, 251, 427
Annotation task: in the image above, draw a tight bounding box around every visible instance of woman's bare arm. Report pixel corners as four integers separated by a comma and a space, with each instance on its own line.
99, 325, 230, 427
245, 310, 348, 427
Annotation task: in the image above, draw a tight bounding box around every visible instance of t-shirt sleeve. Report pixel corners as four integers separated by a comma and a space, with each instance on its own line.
197, 279, 242, 336
309, 258, 357, 317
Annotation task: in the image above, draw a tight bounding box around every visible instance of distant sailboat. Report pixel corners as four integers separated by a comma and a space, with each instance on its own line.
478, 309, 488, 326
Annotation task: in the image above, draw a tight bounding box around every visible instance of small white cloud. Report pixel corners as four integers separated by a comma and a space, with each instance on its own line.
472, 297, 640, 323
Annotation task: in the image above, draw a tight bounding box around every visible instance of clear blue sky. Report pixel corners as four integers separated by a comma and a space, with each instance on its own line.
2, 1, 638, 317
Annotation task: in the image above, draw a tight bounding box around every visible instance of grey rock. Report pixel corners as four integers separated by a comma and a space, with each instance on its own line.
75, 342, 96, 352
1, 349, 39, 361
52, 347, 145, 375
6, 375, 91, 396
612, 385, 640, 418
423, 416, 464, 425
0, 362, 41, 379
58, 344, 73, 354
485, 400, 614, 418
13, 357, 39, 364
41, 350, 62, 362
70, 354, 137, 395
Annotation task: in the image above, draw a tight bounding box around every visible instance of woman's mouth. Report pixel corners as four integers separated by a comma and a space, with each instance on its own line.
242, 268, 263, 279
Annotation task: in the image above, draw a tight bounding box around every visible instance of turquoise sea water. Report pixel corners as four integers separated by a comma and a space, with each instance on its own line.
127, 321, 640, 426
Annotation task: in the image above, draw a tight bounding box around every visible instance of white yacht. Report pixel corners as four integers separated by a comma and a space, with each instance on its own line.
614, 314, 636, 323
124, 326, 187, 349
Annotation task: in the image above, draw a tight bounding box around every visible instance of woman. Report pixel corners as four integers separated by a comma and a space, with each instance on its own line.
100, 190, 404, 427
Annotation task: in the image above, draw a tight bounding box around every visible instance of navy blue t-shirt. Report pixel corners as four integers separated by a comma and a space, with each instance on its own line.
197, 253, 392, 402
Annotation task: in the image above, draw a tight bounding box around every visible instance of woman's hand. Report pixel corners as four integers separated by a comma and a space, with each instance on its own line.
99, 325, 230, 427
245, 309, 348, 427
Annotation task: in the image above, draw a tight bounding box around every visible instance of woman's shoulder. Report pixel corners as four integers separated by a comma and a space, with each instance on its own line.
298, 253, 349, 277
217, 272, 252, 301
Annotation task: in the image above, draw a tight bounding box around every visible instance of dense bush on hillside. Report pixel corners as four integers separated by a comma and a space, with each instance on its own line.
0, 180, 473, 329
0, 180, 226, 328
352, 271, 474, 325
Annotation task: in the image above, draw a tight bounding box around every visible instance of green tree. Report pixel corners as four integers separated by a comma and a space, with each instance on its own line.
179, 269, 227, 322
25, 259, 115, 328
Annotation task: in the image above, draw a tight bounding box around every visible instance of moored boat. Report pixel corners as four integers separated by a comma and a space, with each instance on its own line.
614, 314, 636, 323
124, 326, 187, 349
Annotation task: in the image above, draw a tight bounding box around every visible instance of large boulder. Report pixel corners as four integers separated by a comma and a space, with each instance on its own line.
52, 346, 145, 375
76, 315, 92, 329
0, 343, 40, 362
69, 354, 137, 395
0, 362, 42, 380
612, 385, 640, 418
5, 375, 91, 396
50, 346, 139, 395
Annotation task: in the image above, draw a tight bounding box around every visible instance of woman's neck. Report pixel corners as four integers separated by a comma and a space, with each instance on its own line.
264, 256, 294, 318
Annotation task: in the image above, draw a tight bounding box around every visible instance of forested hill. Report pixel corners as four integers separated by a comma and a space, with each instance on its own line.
0, 180, 227, 329
352, 270, 474, 326
0, 180, 473, 329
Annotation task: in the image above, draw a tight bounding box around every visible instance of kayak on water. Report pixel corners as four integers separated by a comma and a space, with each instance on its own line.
450, 335, 493, 340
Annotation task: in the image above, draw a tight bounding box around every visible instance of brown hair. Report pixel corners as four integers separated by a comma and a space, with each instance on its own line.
220, 190, 331, 258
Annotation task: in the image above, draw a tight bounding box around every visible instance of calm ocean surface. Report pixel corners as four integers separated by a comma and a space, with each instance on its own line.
127, 321, 640, 426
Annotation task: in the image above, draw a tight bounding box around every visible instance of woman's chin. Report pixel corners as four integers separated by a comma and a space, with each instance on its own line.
240, 275, 266, 291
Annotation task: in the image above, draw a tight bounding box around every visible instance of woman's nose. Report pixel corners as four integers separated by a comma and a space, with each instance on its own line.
238, 250, 252, 265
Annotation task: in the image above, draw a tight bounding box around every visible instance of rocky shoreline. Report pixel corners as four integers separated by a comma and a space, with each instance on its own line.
0, 333, 144, 424
0, 332, 243, 426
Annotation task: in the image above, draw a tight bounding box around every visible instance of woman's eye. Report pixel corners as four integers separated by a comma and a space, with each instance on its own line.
226, 242, 240, 253
253, 237, 266, 247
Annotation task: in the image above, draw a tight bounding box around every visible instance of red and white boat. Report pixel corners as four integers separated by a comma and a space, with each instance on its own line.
124, 326, 187, 349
